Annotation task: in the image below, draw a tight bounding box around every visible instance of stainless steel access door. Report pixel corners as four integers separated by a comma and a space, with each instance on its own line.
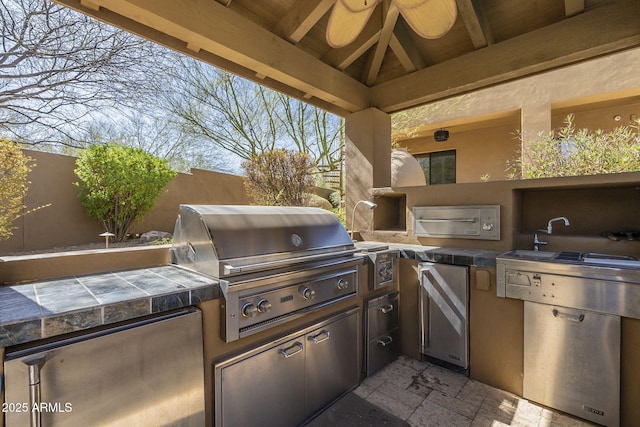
4, 308, 205, 427
419, 263, 469, 369
524, 302, 620, 427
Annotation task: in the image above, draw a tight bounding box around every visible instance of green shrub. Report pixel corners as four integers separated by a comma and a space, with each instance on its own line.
242, 149, 314, 206
74, 144, 176, 242
0, 140, 32, 241
509, 115, 640, 179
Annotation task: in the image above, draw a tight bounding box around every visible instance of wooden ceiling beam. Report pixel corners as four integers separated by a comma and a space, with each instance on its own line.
456, 0, 494, 49
371, 0, 640, 112
363, 2, 399, 85
274, 0, 335, 44
389, 19, 426, 72
53, 0, 370, 113
564, 0, 585, 17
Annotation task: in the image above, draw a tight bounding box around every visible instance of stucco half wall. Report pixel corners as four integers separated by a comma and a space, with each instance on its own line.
0, 149, 249, 254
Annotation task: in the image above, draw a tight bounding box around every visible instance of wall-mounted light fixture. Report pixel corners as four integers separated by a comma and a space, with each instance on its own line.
434, 129, 449, 142
614, 115, 622, 121
350, 200, 377, 240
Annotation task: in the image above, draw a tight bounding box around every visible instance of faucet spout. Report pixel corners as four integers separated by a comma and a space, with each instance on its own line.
547, 217, 570, 234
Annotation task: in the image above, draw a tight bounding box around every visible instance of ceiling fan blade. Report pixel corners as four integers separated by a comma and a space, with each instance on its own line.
395, 0, 457, 39
326, 0, 381, 48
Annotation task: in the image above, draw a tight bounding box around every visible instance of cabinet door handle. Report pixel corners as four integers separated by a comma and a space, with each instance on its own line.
24, 355, 46, 427
552, 309, 585, 322
377, 336, 393, 347
308, 330, 330, 344
278, 342, 304, 358
379, 304, 394, 314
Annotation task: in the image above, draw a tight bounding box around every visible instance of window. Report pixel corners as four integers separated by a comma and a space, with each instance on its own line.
415, 150, 456, 185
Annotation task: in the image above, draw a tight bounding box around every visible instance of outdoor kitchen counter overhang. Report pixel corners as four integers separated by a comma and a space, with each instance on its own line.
0, 245, 498, 347
0, 264, 218, 348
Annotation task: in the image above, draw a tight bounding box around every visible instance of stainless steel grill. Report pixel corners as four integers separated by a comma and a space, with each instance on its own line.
171, 205, 363, 342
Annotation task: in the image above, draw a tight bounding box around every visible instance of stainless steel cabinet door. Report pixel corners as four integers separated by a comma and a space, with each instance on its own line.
4, 309, 205, 427
524, 302, 620, 427
306, 312, 359, 417
218, 337, 306, 427
420, 263, 469, 368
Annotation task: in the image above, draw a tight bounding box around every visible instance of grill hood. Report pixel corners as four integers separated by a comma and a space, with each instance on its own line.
171, 205, 356, 278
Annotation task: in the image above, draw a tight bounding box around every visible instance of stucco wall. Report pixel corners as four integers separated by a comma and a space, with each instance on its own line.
0, 149, 248, 254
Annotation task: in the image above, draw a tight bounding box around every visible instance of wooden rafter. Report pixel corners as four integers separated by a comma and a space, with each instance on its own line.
456, 0, 494, 49
274, 0, 335, 44
362, 1, 399, 85
389, 19, 425, 72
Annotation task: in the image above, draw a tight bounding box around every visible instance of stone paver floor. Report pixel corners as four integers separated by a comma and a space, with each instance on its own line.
354, 355, 596, 427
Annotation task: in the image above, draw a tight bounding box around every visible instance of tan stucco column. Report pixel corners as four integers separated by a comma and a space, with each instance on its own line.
345, 108, 392, 236
520, 102, 551, 176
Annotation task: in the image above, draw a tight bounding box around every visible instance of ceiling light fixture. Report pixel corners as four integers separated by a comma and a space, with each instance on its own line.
326, 0, 458, 48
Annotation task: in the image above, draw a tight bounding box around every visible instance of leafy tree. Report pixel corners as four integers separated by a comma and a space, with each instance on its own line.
0, 140, 32, 240
508, 115, 640, 179
242, 149, 314, 206
74, 144, 177, 242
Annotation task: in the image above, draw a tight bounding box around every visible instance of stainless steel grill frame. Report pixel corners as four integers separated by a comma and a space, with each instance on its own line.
171, 205, 364, 342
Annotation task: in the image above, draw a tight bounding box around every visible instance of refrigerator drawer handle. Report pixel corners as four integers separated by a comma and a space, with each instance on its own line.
278, 342, 304, 358
308, 330, 331, 344
552, 309, 585, 322
23, 355, 46, 427
377, 336, 393, 347
379, 304, 394, 314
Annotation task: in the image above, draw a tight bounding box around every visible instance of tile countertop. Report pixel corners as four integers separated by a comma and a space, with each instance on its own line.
384, 243, 501, 268
0, 244, 499, 348
0, 265, 218, 347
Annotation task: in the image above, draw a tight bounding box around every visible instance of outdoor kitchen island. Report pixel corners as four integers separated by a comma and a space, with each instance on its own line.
0, 236, 638, 426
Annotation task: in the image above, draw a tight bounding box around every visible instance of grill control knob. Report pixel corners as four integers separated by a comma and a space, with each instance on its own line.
241, 302, 257, 318
299, 286, 316, 300
256, 299, 272, 313
336, 278, 349, 290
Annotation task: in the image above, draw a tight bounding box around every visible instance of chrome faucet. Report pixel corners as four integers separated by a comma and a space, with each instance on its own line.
547, 217, 570, 234
533, 233, 547, 252
533, 217, 570, 251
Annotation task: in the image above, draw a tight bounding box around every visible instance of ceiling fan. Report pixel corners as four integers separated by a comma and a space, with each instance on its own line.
326, 0, 458, 48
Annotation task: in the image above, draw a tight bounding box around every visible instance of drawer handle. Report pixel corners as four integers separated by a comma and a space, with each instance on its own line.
308, 330, 331, 344
278, 342, 304, 358
377, 336, 393, 347
552, 309, 585, 322
379, 304, 394, 314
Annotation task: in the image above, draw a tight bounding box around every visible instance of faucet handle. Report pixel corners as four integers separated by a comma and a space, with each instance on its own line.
533, 232, 547, 251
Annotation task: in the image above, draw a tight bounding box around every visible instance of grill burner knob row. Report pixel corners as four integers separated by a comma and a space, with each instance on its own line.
241, 303, 258, 318
299, 286, 316, 300
257, 298, 272, 313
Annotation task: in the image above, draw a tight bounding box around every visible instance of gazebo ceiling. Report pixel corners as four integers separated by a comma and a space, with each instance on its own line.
56, 0, 640, 116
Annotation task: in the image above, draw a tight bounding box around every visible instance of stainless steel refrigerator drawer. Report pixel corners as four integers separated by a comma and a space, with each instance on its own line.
524, 302, 620, 426
366, 327, 399, 376
419, 262, 469, 369
366, 292, 399, 339
4, 308, 205, 427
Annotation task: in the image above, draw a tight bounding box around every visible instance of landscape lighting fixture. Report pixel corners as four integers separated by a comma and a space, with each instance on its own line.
350, 200, 377, 239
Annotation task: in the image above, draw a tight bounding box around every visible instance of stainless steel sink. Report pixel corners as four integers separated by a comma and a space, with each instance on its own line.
496, 249, 640, 320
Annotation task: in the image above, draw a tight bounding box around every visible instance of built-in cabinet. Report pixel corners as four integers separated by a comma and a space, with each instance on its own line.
214, 309, 359, 427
